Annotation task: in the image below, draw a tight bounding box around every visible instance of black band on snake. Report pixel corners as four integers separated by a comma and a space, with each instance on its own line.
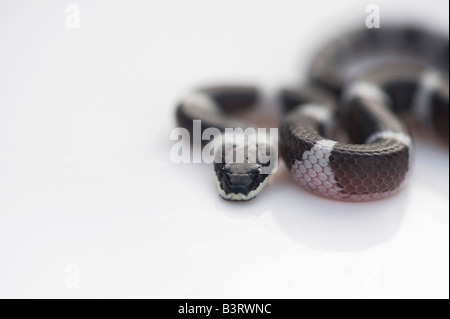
175, 25, 449, 201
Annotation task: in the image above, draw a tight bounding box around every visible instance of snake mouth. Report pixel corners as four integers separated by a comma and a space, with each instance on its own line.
214, 163, 271, 201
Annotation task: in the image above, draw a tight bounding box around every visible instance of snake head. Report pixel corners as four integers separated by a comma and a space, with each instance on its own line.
213, 139, 275, 201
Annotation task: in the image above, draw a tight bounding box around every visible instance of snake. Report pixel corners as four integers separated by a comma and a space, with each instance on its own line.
175, 25, 449, 201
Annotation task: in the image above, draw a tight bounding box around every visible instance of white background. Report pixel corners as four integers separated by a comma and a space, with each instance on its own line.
0, 0, 448, 298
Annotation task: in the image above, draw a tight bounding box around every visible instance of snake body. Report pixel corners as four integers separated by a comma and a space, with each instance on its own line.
176, 26, 449, 201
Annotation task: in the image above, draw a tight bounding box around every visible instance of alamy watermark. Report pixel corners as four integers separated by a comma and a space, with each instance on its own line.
65, 264, 80, 288
65, 4, 80, 29
170, 120, 278, 174
366, 4, 381, 29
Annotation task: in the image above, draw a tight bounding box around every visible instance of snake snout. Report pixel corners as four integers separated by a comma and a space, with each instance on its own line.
214, 163, 270, 201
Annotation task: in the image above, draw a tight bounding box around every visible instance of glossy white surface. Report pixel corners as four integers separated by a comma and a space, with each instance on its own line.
0, 0, 448, 298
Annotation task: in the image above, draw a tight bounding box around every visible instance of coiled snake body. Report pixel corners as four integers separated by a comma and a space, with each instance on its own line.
176, 26, 449, 201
